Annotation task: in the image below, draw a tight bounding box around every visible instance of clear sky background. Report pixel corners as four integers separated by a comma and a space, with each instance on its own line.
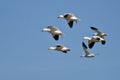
0, 0, 120, 80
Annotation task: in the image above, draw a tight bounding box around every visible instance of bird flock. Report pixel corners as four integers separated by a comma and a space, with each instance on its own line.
42, 13, 107, 58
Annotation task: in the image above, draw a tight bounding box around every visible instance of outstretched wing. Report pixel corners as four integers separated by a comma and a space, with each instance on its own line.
68, 21, 73, 28
90, 27, 102, 34
82, 42, 91, 55
89, 41, 95, 49
53, 35, 59, 40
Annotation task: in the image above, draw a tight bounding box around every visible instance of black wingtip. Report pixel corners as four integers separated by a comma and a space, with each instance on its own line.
67, 49, 71, 51
89, 42, 95, 49
89, 46, 93, 49
53, 35, 59, 40
96, 37, 100, 40
62, 51, 67, 53
90, 26, 97, 30
82, 42, 87, 49
68, 21, 73, 28
101, 41, 106, 45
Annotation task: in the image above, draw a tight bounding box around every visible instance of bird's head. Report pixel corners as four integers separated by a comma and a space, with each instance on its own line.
41, 28, 50, 32
48, 47, 56, 50
57, 15, 64, 18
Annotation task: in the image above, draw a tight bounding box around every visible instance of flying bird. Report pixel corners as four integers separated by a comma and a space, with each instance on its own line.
48, 44, 70, 53
83, 35, 106, 49
80, 42, 95, 58
41, 26, 64, 40
58, 13, 80, 28
90, 27, 107, 39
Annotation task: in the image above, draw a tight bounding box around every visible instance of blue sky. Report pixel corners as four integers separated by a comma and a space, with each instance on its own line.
0, 0, 120, 80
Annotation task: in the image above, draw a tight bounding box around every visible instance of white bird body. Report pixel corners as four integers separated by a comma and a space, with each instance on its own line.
83, 35, 106, 48
42, 26, 64, 40
48, 44, 70, 53
81, 42, 95, 58
58, 13, 80, 28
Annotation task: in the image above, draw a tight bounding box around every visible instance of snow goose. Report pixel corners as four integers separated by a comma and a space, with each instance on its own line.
58, 13, 80, 28
48, 44, 70, 53
83, 35, 106, 49
41, 26, 64, 40
90, 27, 107, 39
81, 42, 95, 58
